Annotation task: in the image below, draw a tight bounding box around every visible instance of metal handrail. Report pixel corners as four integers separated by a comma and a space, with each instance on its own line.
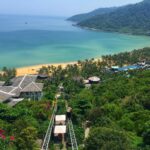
41, 105, 57, 150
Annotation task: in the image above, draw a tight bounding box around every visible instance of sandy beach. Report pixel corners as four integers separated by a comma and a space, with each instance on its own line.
0, 58, 102, 77
16, 62, 77, 76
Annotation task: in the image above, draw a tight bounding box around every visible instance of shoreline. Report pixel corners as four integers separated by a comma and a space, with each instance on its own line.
16, 61, 77, 76
0, 57, 103, 77
74, 24, 150, 37
16, 58, 102, 77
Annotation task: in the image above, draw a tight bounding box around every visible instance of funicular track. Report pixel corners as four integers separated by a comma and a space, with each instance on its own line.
68, 119, 78, 150
41, 104, 57, 150
41, 100, 78, 150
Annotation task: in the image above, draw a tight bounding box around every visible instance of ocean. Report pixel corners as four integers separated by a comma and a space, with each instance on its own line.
0, 15, 150, 68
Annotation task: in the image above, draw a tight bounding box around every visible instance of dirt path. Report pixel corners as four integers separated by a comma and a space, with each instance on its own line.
85, 128, 90, 139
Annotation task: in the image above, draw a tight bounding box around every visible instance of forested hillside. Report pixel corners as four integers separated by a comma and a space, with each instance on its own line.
79, 70, 150, 150
71, 0, 150, 35
68, 7, 117, 22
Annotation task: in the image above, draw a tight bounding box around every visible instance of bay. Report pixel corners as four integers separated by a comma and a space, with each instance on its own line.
0, 15, 150, 68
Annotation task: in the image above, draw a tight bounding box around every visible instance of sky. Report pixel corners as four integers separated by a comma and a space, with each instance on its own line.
0, 0, 143, 17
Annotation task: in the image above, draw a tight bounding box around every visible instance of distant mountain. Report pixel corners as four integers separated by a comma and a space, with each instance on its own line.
71, 0, 150, 35
68, 7, 118, 22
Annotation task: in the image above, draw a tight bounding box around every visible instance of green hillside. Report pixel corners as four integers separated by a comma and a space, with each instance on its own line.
68, 7, 117, 22
76, 0, 150, 35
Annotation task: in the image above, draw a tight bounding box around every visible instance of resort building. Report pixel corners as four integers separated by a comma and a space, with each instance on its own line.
83, 76, 100, 87
20, 82, 43, 100
110, 61, 150, 73
88, 76, 101, 84
110, 62, 150, 72
0, 74, 44, 105
139, 61, 150, 69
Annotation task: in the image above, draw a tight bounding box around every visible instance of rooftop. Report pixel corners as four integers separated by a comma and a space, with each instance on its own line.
0, 91, 12, 103
54, 125, 66, 134
55, 115, 66, 121
11, 74, 37, 89
0, 81, 5, 87
10, 87, 21, 97
0, 86, 15, 93
21, 82, 43, 92
88, 76, 100, 82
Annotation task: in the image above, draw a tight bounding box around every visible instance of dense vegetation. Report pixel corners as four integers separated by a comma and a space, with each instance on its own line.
39, 47, 150, 150
0, 67, 16, 83
102, 47, 150, 66
0, 100, 52, 149
0, 47, 150, 149
70, 0, 150, 35
83, 70, 150, 150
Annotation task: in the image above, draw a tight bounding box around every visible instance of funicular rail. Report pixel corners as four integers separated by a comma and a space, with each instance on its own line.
41, 104, 57, 150
68, 119, 78, 150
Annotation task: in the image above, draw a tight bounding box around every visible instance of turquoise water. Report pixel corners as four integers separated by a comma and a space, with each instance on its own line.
0, 15, 150, 68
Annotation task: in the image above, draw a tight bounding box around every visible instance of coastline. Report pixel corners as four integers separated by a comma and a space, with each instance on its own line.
74, 24, 150, 37
16, 61, 77, 77
0, 57, 103, 77
16, 58, 102, 77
